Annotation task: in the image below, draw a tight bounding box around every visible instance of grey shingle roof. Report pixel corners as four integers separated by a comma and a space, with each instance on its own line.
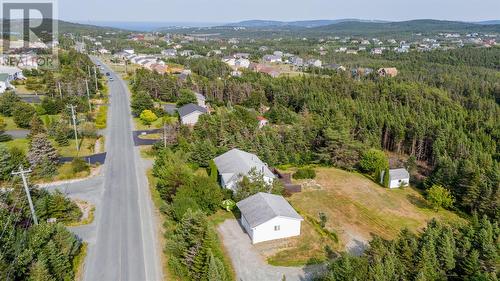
213, 148, 275, 185
237, 192, 303, 228
389, 168, 410, 181
178, 103, 207, 118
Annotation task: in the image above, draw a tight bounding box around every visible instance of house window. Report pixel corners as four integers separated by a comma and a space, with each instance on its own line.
274, 225, 280, 231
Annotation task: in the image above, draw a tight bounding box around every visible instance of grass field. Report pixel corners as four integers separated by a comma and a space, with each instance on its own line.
268, 167, 465, 266
133, 117, 164, 130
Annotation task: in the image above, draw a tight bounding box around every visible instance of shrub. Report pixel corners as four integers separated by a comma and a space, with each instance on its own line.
71, 158, 89, 174
292, 168, 316, 179
359, 149, 388, 175
139, 109, 158, 125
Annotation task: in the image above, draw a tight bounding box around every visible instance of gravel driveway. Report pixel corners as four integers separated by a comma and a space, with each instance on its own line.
218, 219, 321, 281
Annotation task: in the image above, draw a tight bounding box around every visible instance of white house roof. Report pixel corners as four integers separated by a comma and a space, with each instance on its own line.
237, 192, 303, 228
389, 168, 410, 181
0, 66, 22, 75
213, 148, 275, 184
178, 103, 207, 118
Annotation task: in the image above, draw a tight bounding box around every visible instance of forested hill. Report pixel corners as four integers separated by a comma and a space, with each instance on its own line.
310, 19, 500, 36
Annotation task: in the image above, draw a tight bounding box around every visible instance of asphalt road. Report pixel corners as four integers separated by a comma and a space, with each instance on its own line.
81, 58, 162, 281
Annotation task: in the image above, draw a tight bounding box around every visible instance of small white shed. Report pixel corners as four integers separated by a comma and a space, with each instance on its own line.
381, 168, 410, 188
178, 103, 207, 126
237, 192, 303, 244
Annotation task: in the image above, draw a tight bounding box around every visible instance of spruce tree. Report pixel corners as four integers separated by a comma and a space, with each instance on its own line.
28, 259, 55, 281
0, 117, 11, 142
28, 134, 59, 173
0, 145, 13, 181
383, 168, 390, 188
27, 116, 46, 139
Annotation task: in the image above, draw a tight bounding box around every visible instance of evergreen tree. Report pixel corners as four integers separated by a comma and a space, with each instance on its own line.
0, 145, 14, 181
0, 117, 12, 142
28, 133, 59, 172
27, 259, 55, 281
383, 168, 390, 188
27, 116, 46, 139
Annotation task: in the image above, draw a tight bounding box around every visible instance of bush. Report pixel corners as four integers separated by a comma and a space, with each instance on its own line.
71, 158, 89, 174
12, 103, 36, 128
292, 168, 316, 179
359, 149, 388, 175
139, 109, 158, 125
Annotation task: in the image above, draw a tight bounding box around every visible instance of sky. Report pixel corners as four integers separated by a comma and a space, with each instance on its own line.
58, 0, 500, 24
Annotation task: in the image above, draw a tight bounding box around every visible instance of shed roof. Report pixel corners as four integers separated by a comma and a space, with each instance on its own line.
178, 103, 207, 118
237, 192, 303, 228
389, 168, 410, 181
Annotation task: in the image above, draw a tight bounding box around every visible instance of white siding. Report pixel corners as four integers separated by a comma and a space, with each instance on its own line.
249, 216, 301, 244
181, 111, 202, 125
389, 178, 409, 189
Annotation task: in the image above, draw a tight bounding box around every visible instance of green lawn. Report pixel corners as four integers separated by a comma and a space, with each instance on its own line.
56, 138, 98, 157
133, 117, 164, 130
3, 138, 29, 151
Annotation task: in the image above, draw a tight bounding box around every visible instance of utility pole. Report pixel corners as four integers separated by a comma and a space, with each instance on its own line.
11, 166, 38, 225
58, 82, 62, 99
85, 79, 92, 112
93, 66, 98, 92
163, 121, 167, 148
67, 104, 79, 153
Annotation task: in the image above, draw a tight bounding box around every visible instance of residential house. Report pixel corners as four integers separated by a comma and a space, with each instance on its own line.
381, 168, 410, 188
289, 56, 304, 67
263, 55, 281, 63
306, 59, 322, 68
235, 58, 250, 69
162, 49, 177, 57
0, 66, 25, 80
257, 116, 268, 128
123, 48, 135, 55
371, 48, 383, 55
378, 67, 398, 77
237, 192, 303, 244
178, 103, 207, 125
179, 50, 194, 57
213, 148, 275, 191
0, 73, 12, 93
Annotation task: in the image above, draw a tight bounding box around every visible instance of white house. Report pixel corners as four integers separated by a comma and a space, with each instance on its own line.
213, 148, 275, 191
178, 103, 207, 125
381, 168, 410, 188
123, 48, 135, 55
237, 192, 303, 244
0, 73, 12, 93
257, 116, 268, 128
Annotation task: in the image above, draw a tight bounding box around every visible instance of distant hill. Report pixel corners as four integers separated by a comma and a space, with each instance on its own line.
477, 20, 500, 25
226, 19, 388, 28
310, 19, 500, 35
0, 19, 124, 34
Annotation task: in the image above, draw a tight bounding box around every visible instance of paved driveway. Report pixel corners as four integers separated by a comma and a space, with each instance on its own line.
218, 219, 320, 281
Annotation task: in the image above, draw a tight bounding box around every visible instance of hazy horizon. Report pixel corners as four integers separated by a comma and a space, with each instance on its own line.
58, 0, 500, 24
